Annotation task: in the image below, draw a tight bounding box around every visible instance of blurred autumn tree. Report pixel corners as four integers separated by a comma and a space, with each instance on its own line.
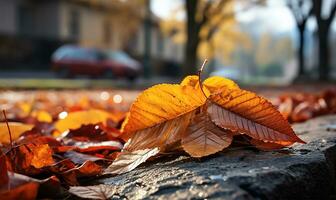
287, 0, 312, 77
161, 0, 261, 76
312, 0, 336, 80
287, 0, 336, 80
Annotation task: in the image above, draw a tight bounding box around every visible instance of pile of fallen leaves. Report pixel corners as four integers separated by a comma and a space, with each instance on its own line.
0, 72, 335, 199
274, 88, 336, 123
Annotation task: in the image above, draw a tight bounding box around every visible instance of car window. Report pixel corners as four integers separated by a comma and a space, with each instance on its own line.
53, 46, 107, 62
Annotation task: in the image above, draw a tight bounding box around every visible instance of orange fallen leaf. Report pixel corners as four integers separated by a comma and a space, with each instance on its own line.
6, 143, 54, 175
30, 144, 54, 168
121, 84, 205, 135
208, 88, 305, 144
120, 84, 205, 149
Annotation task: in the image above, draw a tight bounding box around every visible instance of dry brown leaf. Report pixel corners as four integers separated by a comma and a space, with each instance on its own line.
69, 184, 117, 200
123, 111, 194, 151
103, 148, 159, 175
182, 109, 233, 157
208, 88, 305, 144
0, 122, 33, 144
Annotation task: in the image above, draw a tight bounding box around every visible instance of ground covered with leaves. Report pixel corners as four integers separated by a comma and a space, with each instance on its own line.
0, 77, 335, 199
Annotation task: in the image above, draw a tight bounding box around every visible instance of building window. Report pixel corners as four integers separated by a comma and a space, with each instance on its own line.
69, 9, 80, 40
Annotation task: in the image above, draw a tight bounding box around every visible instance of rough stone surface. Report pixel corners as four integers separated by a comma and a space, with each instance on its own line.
97, 115, 336, 200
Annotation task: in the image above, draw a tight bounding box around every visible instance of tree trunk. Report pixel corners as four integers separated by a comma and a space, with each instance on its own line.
317, 25, 330, 80
183, 0, 200, 76
297, 26, 305, 76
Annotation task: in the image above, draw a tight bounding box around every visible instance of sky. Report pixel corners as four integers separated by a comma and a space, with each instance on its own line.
151, 0, 183, 19
151, 0, 296, 34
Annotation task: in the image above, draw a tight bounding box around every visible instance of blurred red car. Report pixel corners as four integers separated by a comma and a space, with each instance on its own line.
51, 45, 142, 80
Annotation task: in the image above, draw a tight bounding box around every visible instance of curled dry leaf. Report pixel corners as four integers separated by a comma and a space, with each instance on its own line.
0, 122, 33, 144
104, 148, 159, 175
182, 109, 233, 157
69, 184, 117, 200
123, 111, 194, 151
208, 88, 305, 145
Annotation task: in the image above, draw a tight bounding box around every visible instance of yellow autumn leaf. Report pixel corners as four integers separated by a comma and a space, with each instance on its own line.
180, 75, 239, 96
0, 122, 33, 144
203, 76, 239, 94
55, 109, 118, 133
121, 84, 205, 135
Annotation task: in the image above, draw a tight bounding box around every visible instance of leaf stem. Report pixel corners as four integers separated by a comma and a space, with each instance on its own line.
2, 110, 13, 149
198, 59, 208, 98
